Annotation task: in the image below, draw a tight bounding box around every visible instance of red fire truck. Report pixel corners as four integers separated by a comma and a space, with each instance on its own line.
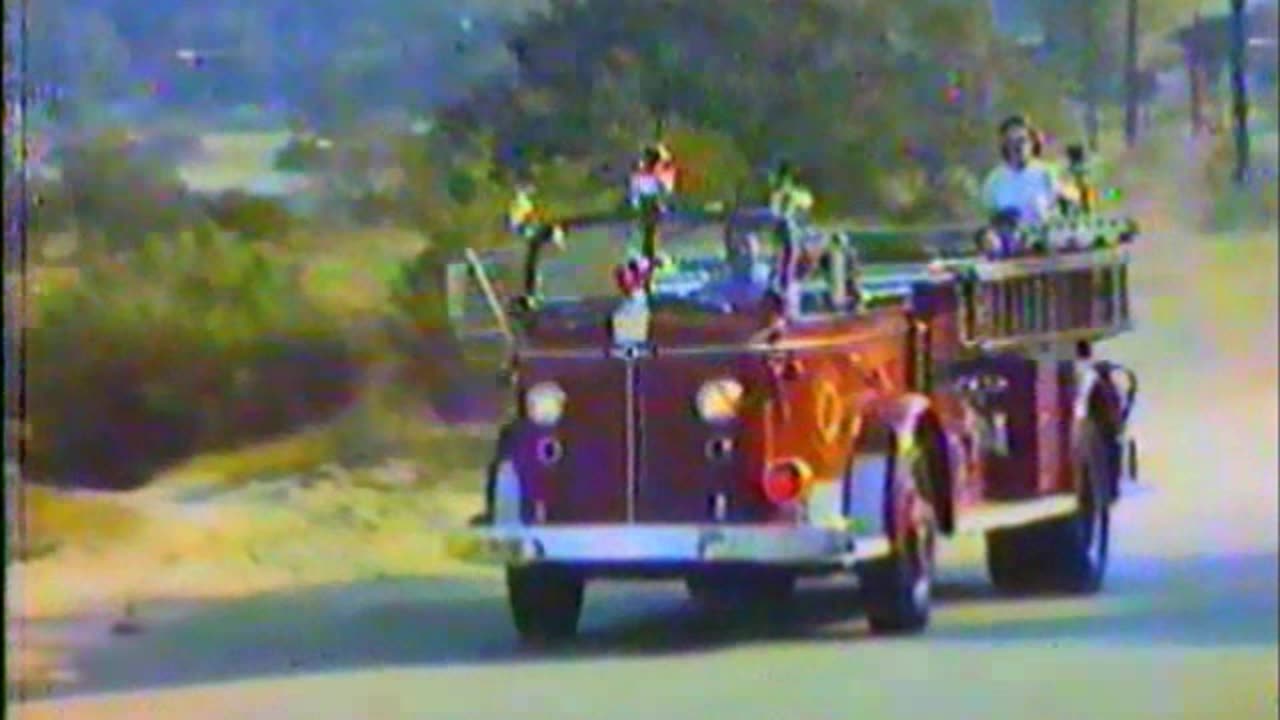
444, 179, 1141, 644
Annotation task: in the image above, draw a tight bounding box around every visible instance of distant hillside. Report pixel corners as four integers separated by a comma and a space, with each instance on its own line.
18, 0, 546, 130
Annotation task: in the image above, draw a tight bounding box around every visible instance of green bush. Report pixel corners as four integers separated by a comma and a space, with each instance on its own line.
58, 129, 200, 252
203, 190, 295, 241
1202, 133, 1279, 232
26, 179, 75, 237
273, 134, 333, 173
25, 225, 361, 489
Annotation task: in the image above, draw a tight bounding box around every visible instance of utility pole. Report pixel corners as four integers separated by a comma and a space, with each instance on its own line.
1229, 0, 1250, 184
1123, 0, 1140, 147
1082, 5, 1102, 152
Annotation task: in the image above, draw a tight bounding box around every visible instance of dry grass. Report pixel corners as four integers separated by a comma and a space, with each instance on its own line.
297, 233, 423, 320
9, 485, 145, 563
4, 483, 483, 700
153, 425, 340, 491
6, 414, 493, 698
6, 641, 79, 702
153, 379, 496, 492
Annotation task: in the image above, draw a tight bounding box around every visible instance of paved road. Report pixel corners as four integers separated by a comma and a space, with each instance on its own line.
16, 225, 1278, 719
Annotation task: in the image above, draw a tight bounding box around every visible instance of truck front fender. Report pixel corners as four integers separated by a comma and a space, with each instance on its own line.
848, 393, 955, 535
1069, 361, 1139, 502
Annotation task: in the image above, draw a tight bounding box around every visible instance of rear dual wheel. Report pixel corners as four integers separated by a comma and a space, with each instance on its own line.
986, 419, 1111, 594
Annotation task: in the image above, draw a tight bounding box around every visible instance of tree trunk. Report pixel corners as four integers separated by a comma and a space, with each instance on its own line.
1123, 0, 1139, 148
1189, 53, 1205, 135
1229, 0, 1251, 184
1084, 98, 1100, 152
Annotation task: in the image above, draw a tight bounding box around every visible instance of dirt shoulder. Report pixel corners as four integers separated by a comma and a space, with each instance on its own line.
6, 462, 486, 700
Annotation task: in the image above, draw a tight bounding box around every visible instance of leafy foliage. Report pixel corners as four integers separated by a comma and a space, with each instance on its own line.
25, 226, 359, 489
203, 190, 295, 241
449, 0, 1076, 221
20, 0, 541, 130
1202, 132, 1279, 232
57, 129, 200, 252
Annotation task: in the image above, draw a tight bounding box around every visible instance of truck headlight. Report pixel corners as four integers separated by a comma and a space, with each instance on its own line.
524, 382, 566, 427
694, 378, 745, 424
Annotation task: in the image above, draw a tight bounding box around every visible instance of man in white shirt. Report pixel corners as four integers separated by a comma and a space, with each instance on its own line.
980, 115, 1072, 225
628, 143, 677, 208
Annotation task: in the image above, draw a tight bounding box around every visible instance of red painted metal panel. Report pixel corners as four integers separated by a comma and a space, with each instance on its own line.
514, 359, 628, 524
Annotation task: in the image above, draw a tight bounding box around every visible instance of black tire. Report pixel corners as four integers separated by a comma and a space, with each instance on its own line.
986, 523, 1050, 593
856, 439, 938, 635
506, 565, 584, 645
985, 419, 1111, 595
685, 568, 797, 617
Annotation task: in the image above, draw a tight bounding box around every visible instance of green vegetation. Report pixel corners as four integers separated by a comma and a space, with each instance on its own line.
24, 224, 361, 490
1202, 132, 1280, 232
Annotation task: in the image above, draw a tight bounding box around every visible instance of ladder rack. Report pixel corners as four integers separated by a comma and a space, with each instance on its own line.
912, 246, 1134, 353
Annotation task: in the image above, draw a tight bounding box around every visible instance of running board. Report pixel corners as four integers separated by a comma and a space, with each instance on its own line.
953, 495, 1080, 535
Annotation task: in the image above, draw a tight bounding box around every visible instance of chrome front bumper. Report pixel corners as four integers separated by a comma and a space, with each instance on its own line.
444, 523, 892, 567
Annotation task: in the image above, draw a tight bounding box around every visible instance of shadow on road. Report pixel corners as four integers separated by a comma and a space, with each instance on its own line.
38, 550, 1278, 700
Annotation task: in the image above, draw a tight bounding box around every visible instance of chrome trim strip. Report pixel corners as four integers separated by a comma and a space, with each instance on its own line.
965, 247, 1132, 281
517, 326, 910, 361
624, 354, 638, 523
972, 321, 1134, 352
463, 247, 516, 351
952, 495, 1080, 534
445, 524, 892, 566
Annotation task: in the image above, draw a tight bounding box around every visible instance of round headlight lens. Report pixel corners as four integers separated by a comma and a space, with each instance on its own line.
525, 382, 566, 426
694, 378, 745, 424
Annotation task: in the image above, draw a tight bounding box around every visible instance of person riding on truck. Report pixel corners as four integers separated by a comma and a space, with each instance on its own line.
628, 143, 677, 209
627, 143, 678, 264
980, 114, 1080, 227
768, 161, 815, 220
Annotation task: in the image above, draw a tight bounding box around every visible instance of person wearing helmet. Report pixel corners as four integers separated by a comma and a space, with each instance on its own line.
980, 115, 1075, 227
765, 162, 816, 309
627, 143, 678, 264
702, 229, 771, 309
507, 180, 538, 237
768, 161, 815, 220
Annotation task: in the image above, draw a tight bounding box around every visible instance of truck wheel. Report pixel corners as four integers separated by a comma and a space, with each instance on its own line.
985, 419, 1111, 595
856, 440, 938, 635
685, 569, 796, 617
985, 524, 1049, 593
1037, 420, 1111, 593
506, 565, 584, 644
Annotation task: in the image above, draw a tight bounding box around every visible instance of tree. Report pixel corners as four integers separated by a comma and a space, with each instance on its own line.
1034, 0, 1118, 149
458, 0, 1073, 220
59, 130, 196, 252
28, 7, 132, 122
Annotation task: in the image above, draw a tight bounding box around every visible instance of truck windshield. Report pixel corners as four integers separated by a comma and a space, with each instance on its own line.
535, 215, 782, 309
